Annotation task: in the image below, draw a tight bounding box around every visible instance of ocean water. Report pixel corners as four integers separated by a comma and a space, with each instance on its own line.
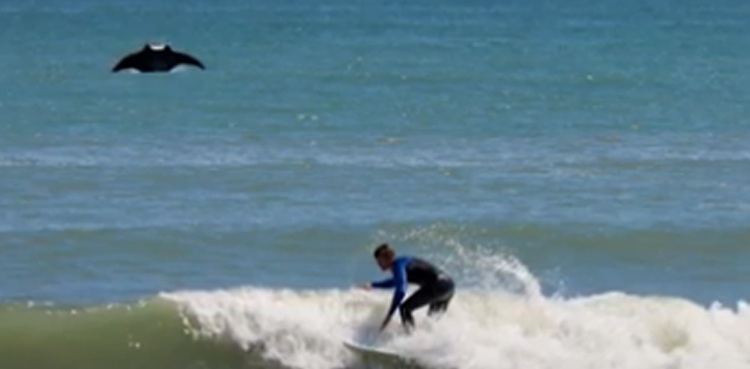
2, 0, 750, 368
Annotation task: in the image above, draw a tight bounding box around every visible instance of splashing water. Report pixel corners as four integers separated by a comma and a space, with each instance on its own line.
161, 241, 750, 369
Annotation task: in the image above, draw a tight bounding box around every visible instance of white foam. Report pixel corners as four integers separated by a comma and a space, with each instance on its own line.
162, 288, 383, 369
162, 285, 750, 369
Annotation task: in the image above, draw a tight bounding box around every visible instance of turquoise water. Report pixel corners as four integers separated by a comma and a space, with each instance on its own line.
2, 1, 750, 368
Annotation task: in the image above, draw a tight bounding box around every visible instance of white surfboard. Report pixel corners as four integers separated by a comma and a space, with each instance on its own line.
343, 339, 402, 360
343, 339, 428, 369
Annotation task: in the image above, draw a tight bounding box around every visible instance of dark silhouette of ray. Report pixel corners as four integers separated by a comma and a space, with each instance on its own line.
112, 43, 205, 73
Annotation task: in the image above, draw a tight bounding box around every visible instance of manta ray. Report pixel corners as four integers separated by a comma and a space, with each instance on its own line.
112, 43, 205, 73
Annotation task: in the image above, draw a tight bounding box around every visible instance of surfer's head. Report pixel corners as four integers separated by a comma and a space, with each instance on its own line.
373, 243, 395, 271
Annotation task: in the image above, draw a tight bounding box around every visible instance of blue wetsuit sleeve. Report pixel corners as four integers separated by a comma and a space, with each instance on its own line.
382, 258, 408, 324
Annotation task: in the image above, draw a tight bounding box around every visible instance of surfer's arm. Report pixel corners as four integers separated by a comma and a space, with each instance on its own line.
379, 259, 408, 330
370, 278, 395, 289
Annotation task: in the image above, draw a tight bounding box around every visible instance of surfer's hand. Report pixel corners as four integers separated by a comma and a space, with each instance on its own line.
356, 283, 372, 290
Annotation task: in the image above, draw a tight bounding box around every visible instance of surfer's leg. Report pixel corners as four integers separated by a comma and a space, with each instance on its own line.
427, 299, 450, 316
427, 278, 455, 316
398, 287, 434, 330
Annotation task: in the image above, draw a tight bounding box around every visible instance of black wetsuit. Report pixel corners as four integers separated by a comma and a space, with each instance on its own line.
370, 256, 455, 329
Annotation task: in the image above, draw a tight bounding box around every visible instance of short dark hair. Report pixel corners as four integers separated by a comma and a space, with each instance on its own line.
373, 243, 391, 258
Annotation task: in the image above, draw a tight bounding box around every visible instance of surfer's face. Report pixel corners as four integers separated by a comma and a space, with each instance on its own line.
375, 253, 392, 271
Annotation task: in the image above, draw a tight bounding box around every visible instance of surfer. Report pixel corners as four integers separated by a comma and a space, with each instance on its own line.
358, 243, 455, 332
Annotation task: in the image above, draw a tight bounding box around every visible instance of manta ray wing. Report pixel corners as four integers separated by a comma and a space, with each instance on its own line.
172, 51, 205, 70
112, 52, 143, 72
